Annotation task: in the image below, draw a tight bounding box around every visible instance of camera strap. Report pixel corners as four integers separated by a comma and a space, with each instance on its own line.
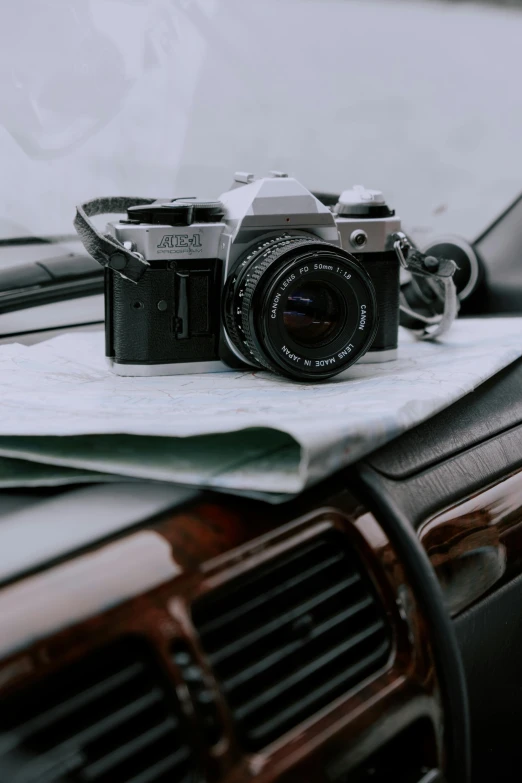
74, 197, 459, 338
74, 196, 155, 283
393, 232, 459, 340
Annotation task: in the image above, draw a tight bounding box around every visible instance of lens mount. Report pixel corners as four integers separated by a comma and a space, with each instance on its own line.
224, 235, 378, 381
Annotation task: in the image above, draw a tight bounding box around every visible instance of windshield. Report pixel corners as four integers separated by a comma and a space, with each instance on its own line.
1, 0, 521, 243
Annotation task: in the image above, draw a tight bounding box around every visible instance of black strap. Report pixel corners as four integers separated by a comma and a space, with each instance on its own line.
74, 197, 155, 283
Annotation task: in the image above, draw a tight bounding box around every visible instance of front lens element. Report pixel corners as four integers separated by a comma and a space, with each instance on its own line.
283, 281, 345, 347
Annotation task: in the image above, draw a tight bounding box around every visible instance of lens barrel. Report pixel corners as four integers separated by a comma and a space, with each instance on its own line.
224, 235, 378, 381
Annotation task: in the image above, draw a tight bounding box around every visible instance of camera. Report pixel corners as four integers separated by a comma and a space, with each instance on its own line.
100, 172, 410, 382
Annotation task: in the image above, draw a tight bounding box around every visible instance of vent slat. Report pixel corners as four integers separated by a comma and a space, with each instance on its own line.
234, 619, 385, 722
82, 718, 177, 781
124, 746, 191, 783
198, 537, 333, 627
0, 641, 195, 783
198, 549, 346, 637
248, 638, 391, 745
193, 530, 392, 751
42, 689, 164, 765
3, 746, 83, 783
223, 594, 375, 693
0, 662, 145, 754
210, 572, 361, 666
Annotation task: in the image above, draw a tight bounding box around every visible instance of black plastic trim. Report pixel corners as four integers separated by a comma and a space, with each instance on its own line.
0, 278, 103, 315
351, 463, 471, 783
0, 233, 81, 248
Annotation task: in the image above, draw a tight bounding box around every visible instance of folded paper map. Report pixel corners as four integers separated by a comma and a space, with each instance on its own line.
0, 318, 521, 496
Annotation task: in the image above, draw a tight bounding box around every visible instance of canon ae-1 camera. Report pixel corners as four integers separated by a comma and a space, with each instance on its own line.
74, 173, 459, 382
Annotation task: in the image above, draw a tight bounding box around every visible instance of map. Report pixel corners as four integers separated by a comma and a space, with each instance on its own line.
0, 317, 521, 498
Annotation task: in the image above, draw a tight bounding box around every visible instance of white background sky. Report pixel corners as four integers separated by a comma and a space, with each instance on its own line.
1, 0, 522, 243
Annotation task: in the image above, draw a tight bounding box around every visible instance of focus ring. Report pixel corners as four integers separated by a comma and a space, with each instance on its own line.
241, 238, 329, 373
224, 236, 293, 367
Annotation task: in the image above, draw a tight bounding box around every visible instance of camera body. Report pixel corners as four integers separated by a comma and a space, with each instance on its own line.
105, 172, 401, 381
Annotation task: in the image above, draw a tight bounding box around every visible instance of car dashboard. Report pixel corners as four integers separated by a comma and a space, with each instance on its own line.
1, 348, 522, 783
0, 482, 446, 783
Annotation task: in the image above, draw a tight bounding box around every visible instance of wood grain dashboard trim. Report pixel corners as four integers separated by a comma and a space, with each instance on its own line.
0, 492, 444, 782
419, 468, 522, 616
0, 530, 180, 658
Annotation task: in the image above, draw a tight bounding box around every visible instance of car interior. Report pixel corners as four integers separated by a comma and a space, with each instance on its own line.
1, 2, 522, 783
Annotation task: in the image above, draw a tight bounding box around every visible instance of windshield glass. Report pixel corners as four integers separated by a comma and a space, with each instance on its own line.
1, 0, 521, 243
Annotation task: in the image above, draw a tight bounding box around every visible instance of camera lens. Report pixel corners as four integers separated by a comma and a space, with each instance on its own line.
224, 236, 378, 381
283, 281, 345, 348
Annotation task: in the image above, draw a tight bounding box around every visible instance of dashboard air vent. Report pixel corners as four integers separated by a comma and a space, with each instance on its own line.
0, 639, 194, 783
193, 529, 391, 751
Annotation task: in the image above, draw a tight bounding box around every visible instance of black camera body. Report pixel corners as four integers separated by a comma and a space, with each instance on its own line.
105, 173, 402, 381
106, 255, 225, 373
